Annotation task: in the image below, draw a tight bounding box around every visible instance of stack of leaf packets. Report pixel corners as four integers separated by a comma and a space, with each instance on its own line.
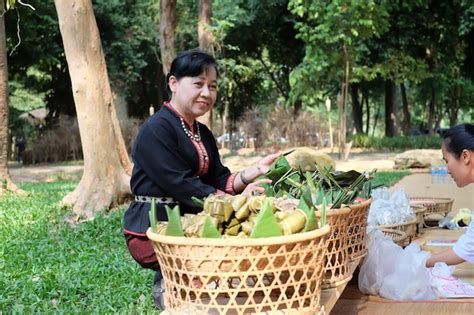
263, 154, 375, 209
149, 154, 375, 239
149, 194, 319, 239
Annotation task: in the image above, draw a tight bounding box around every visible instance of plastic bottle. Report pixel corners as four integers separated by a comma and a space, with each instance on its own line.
430, 166, 436, 184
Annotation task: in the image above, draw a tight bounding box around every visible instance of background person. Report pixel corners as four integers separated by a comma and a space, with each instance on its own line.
426, 123, 474, 267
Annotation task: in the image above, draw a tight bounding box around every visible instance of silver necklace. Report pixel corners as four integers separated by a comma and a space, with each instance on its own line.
180, 118, 201, 142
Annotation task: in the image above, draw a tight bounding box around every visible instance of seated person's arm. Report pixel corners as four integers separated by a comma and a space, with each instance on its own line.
426, 248, 465, 267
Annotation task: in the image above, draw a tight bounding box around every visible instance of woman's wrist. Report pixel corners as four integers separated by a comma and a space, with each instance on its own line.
256, 160, 264, 175
240, 170, 251, 185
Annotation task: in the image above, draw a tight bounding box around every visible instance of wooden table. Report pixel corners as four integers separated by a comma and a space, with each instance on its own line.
329, 228, 474, 315
320, 258, 361, 313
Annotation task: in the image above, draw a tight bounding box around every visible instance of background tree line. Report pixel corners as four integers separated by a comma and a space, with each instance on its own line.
1, 0, 473, 210
6, 1, 474, 145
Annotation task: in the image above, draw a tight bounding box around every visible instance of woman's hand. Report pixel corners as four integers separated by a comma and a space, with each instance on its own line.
256, 152, 280, 175
241, 179, 272, 196
234, 152, 280, 193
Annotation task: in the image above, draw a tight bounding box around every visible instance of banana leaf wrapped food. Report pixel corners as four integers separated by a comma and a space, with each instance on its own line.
150, 194, 323, 239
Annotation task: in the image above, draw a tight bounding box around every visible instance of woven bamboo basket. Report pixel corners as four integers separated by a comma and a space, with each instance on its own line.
379, 228, 409, 247
411, 204, 427, 235
409, 197, 454, 222
315, 207, 352, 289
346, 199, 372, 261
147, 225, 331, 315
377, 217, 418, 247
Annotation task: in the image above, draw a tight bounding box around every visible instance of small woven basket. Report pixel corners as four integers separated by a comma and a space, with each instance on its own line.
315, 207, 352, 289
377, 217, 418, 247
379, 228, 409, 247
411, 204, 427, 235
409, 197, 454, 221
346, 199, 372, 262
147, 225, 331, 315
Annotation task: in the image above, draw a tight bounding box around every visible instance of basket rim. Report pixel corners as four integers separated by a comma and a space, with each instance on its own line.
146, 224, 331, 246
378, 227, 406, 237
315, 206, 351, 217
377, 217, 418, 229
335, 198, 372, 211
411, 204, 427, 213
409, 197, 454, 203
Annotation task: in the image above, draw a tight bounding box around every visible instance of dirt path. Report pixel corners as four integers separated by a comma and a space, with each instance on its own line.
9, 162, 83, 183
9, 151, 472, 213
8, 150, 398, 183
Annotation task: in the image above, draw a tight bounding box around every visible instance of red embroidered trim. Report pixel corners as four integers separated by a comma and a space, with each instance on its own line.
190, 139, 210, 176
225, 172, 238, 195
164, 102, 194, 131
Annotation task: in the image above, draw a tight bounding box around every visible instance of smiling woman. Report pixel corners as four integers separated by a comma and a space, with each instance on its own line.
122, 50, 279, 309
426, 123, 474, 268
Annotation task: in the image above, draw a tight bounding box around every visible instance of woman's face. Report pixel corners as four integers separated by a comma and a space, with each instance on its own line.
169, 67, 217, 122
441, 141, 473, 188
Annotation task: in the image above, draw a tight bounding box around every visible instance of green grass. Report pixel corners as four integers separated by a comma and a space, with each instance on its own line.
0, 171, 408, 313
371, 170, 410, 188
0, 181, 156, 313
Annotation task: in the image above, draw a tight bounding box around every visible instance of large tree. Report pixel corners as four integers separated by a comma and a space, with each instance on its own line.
160, 0, 177, 75
54, 0, 131, 219
289, 0, 388, 159
196, 0, 213, 129
0, 0, 24, 196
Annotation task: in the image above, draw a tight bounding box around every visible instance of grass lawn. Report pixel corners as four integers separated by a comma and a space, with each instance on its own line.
0, 181, 155, 313
0, 171, 409, 313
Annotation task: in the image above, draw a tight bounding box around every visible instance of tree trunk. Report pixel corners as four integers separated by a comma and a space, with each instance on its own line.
448, 83, 460, 127
384, 80, 397, 137
0, 2, 24, 196
428, 87, 436, 135
54, 0, 131, 219
350, 83, 363, 134
198, 0, 213, 54
196, 0, 213, 129
338, 44, 352, 161
400, 82, 411, 136
362, 87, 370, 134
160, 0, 177, 75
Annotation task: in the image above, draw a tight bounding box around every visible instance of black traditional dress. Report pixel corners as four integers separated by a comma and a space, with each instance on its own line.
124, 103, 237, 236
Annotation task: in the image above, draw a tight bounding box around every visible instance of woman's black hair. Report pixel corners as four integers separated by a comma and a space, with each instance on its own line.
442, 123, 474, 158
165, 50, 218, 99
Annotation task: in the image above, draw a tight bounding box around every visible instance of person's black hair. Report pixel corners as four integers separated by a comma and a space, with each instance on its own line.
165, 50, 218, 99
442, 123, 474, 158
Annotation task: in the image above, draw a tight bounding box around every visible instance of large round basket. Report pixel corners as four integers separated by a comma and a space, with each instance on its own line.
147, 225, 331, 315
379, 228, 408, 247
346, 199, 372, 262
315, 207, 352, 289
409, 197, 454, 222
377, 217, 418, 247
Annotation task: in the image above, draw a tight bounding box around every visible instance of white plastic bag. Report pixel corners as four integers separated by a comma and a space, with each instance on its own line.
368, 187, 415, 226
358, 229, 402, 295
359, 229, 439, 300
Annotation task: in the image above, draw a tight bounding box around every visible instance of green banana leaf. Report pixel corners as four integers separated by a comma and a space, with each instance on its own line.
320, 196, 327, 227
191, 196, 204, 208
297, 190, 318, 232
148, 197, 158, 232
165, 205, 185, 236
201, 216, 222, 238
250, 199, 282, 238
331, 170, 362, 188
265, 154, 292, 182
